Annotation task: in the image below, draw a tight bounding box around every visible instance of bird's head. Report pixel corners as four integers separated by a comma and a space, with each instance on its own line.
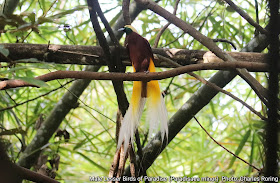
118, 25, 138, 34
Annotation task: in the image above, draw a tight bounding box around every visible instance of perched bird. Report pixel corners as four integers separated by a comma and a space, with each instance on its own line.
117, 25, 168, 152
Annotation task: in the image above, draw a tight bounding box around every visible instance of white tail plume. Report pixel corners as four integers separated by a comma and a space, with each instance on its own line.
146, 93, 168, 142
117, 97, 146, 153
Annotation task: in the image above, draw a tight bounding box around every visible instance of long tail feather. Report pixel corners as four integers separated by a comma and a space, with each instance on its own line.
117, 81, 146, 153
146, 80, 168, 142
117, 59, 168, 153
146, 59, 168, 141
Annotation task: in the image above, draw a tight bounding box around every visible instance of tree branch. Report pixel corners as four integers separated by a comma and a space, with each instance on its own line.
213, 38, 236, 50
13, 163, 60, 183
1, 139, 60, 183
122, 0, 131, 25
0, 43, 270, 67
265, 0, 279, 177
0, 62, 270, 90
223, 0, 268, 35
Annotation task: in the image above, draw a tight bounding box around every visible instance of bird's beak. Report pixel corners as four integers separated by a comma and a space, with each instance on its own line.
118, 27, 125, 32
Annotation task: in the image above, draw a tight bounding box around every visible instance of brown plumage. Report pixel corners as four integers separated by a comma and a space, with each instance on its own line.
125, 31, 154, 97
125, 31, 153, 72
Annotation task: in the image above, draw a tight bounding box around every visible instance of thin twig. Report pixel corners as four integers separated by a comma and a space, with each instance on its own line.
254, 0, 259, 36
153, 0, 180, 48
213, 38, 236, 50
0, 80, 74, 112
223, 0, 268, 35
161, 32, 184, 48
193, 116, 261, 172
109, 110, 122, 182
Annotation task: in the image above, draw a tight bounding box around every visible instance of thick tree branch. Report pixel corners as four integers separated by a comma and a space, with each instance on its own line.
0, 139, 60, 183
265, 0, 279, 177
0, 62, 270, 90
92, 0, 125, 74
122, 0, 131, 25
13, 163, 60, 183
0, 43, 270, 67
87, 0, 113, 71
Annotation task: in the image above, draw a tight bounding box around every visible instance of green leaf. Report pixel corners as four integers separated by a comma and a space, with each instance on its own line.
0, 45, 9, 57
80, 129, 98, 151
228, 130, 251, 169
75, 151, 107, 173
209, 101, 218, 119
73, 139, 87, 150
0, 66, 30, 74
37, 16, 54, 24
248, 132, 256, 173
